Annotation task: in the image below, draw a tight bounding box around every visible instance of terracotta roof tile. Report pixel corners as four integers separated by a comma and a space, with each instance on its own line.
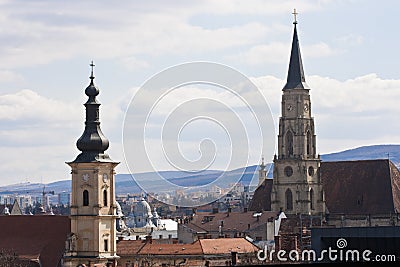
116, 240, 146, 256
198, 238, 259, 254
139, 242, 203, 255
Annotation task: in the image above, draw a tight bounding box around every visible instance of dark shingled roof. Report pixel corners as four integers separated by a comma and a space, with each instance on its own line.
248, 179, 273, 212
321, 159, 400, 215
249, 159, 400, 215
0, 215, 70, 266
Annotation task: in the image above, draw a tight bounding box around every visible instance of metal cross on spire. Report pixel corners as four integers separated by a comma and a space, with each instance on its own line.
90, 60, 95, 81
292, 8, 298, 24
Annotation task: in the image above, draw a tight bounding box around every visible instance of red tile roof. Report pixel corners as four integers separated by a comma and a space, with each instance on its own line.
0, 215, 70, 266
118, 237, 258, 256
139, 242, 203, 255
198, 238, 259, 254
116, 240, 147, 256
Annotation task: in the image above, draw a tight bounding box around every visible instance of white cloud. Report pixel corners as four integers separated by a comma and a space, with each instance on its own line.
232, 41, 339, 66
335, 34, 364, 47
0, 70, 24, 83
309, 73, 400, 114
0, 0, 339, 69
198, 0, 325, 15
232, 43, 290, 65
303, 42, 341, 58
0, 89, 79, 122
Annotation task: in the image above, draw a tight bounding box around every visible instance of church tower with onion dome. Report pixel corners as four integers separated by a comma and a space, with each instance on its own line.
270, 11, 326, 216
63, 62, 119, 267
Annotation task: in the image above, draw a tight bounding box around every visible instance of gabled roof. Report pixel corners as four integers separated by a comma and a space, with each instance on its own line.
321, 159, 400, 214
0, 215, 70, 266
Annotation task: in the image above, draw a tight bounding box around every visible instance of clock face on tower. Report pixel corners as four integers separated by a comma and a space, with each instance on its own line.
287, 105, 293, 111
304, 104, 309, 112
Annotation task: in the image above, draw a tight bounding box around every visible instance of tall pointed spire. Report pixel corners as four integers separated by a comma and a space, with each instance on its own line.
73, 61, 112, 163
283, 9, 309, 90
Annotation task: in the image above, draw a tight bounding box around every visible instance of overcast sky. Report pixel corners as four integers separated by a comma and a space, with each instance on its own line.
0, 0, 399, 186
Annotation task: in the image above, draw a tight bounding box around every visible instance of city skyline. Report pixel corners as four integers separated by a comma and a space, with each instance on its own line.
0, 1, 400, 185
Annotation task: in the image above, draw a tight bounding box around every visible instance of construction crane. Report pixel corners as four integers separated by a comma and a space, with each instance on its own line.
41, 186, 55, 211
25, 186, 55, 212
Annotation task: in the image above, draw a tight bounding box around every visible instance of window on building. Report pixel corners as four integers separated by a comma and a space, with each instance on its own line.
104, 239, 108, 252
103, 189, 108, 206
310, 188, 314, 210
286, 131, 294, 157
285, 189, 293, 210
306, 130, 312, 156
83, 190, 89, 206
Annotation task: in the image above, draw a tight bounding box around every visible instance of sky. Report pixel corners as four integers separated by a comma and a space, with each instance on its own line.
0, 0, 400, 186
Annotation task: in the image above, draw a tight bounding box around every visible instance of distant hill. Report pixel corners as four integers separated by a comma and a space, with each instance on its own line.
321, 144, 400, 166
1, 144, 399, 195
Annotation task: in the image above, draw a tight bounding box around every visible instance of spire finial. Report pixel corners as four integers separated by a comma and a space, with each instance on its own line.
292, 8, 298, 24
283, 8, 309, 90
90, 60, 95, 82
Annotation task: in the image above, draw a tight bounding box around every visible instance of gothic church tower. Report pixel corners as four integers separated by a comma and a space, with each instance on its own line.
64, 63, 119, 267
271, 13, 325, 215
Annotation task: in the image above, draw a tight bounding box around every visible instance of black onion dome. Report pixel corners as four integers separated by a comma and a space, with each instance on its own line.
85, 79, 99, 97
73, 62, 112, 163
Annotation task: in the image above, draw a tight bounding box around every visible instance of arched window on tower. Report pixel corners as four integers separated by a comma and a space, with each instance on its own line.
83, 190, 89, 206
285, 189, 293, 210
310, 188, 314, 210
306, 130, 312, 156
286, 131, 294, 157
103, 189, 108, 207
